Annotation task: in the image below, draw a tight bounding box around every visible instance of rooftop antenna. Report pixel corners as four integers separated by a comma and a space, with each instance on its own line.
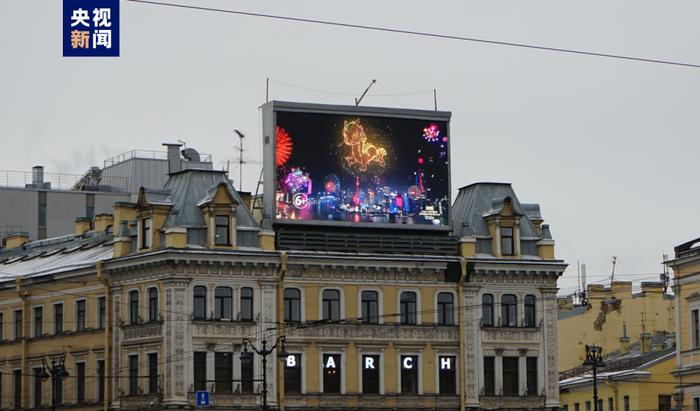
610, 256, 617, 287
580, 264, 588, 305
234, 130, 245, 189
355, 79, 377, 106
661, 254, 670, 293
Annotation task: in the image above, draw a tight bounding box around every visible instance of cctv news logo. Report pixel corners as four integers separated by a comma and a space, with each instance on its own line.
63, 0, 120, 57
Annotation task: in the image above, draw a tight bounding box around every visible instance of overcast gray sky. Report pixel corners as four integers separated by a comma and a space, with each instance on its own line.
2, 0, 698, 293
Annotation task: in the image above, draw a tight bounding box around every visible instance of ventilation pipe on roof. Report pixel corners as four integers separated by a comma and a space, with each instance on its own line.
163, 143, 183, 174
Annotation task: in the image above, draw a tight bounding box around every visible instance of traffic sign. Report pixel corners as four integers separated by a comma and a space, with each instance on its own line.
195, 391, 210, 407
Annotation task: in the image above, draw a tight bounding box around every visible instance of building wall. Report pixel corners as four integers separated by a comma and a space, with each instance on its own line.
559, 355, 675, 411
0, 188, 38, 237
558, 283, 674, 371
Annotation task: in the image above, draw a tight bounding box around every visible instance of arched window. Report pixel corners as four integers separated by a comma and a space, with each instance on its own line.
482, 294, 494, 327
437, 292, 454, 325
361, 290, 379, 324
214, 287, 233, 320
148, 287, 158, 322
501, 294, 517, 327
193, 286, 207, 320
400, 292, 417, 325
129, 290, 139, 325
322, 289, 340, 321
284, 288, 301, 323
240, 287, 253, 321
524, 294, 536, 327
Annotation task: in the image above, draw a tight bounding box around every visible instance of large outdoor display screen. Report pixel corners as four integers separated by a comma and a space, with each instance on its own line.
274, 109, 450, 227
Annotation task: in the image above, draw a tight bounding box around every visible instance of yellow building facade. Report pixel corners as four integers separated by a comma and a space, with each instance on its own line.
560, 350, 675, 411
558, 281, 675, 371
667, 237, 700, 410
0, 163, 566, 410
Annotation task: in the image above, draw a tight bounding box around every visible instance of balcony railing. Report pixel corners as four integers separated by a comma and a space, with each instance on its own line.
285, 322, 458, 343
104, 150, 213, 168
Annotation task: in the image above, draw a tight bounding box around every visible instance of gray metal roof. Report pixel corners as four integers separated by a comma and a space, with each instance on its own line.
161, 169, 258, 229
451, 182, 542, 240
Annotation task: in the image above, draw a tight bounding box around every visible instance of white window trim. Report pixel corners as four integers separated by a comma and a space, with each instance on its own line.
74, 298, 87, 332
397, 289, 421, 325
397, 351, 422, 395
283, 286, 305, 323
319, 287, 344, 321
282, 349, 306, 394
318, 349, 345, 394
435, 351, 458, 395
357, 350, 384, 395
434, 290, 457, 325
357, 288, 383, 325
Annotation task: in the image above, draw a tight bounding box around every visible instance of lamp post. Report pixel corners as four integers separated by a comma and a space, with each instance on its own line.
39, 355, 70, 411
583, 345, 605, 411
241, 336, 288, 411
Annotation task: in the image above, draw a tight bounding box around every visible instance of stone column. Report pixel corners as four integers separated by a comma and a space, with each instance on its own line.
111, 291, 122, 409
494, 349, 503, 396
542, 288, 559, 408
463, 286, 480, 408
163, 278, 191, 406
260, 281, 278, 405
518, 350, 527, 396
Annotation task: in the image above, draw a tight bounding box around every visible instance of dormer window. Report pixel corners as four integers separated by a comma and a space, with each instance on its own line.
215, 215, 230, 246
141, 218, 152, 249
500, 226, 514, 256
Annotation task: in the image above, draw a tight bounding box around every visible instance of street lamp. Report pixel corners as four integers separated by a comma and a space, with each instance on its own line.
583, 345, 605, 411
241, 336, 287, 411
40, 355, 70, 411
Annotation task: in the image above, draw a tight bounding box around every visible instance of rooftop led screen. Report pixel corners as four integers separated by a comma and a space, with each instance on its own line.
270, 105, 450, 228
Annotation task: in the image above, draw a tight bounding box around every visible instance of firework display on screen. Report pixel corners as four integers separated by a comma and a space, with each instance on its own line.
275, 111, 449, 226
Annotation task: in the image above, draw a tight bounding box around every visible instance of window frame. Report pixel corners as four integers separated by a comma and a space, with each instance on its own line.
321, 288, 341, 321
321, 352, 343, 394
524, 294, 536, 327
33, 366, 43, 408
214, 286, 233, 320
500, 226, 514, 256
148, 287, 159, 322
128, 289, 140, 325
483, 356, 495, 396
214, 215, 231, 246
53, 302, 64, 334
693, 308, 700, 348
240, 287, 254, 321
360, 289, 380, 324
13, 309, 22, 341
128, 354, 139, 395
284, 288, 302, 323
97, 296, 106, 329
436, 292, 455, 326
148, 352, 159, 394
526, 356, 538, 395
193, 286, 207, 320
214, 352, 233, 393
360, 353, 382, 395
501, 294, 518, 327
437, 354, 457, 395
502, 356, 520, 396
75, 361, 86, 403
399, 291, 418, 325
140, 217, 152, 249
75, 299, 87, 332
284, 353, 303, 394
399, 354, 420, 395
482, 294, 494, 327
193, 352, 207, 391
33, 305, 43, 338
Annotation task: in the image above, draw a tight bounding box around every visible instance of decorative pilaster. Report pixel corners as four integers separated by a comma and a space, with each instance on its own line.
463, 285, 480, 407
163, 278, 191, 406
111, 292, 121, 409
542, 288, 559, 408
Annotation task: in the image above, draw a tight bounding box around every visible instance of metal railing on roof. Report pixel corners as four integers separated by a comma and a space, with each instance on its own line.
103, 150, 213, 168
0, 170, 128, 193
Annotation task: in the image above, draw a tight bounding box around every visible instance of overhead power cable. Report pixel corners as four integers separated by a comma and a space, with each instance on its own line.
126, 0, 700, 69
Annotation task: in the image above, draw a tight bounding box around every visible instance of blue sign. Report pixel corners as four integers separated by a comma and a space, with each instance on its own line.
195, 391, 210, 407
63, 0, 120, 57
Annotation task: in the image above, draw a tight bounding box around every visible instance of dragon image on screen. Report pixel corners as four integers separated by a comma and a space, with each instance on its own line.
275, 111, 449, 226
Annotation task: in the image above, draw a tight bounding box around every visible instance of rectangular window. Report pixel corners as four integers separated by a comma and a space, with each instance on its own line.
0, 312, 3, 340
574, 403, 580, 411
128, 355, 139, 395
55, 374, 63, 404
400, 355, 418, 394
215, 352, 233, 393
400, 292, 417, 325
284, 289, 301, 323
215, 215, 230, 245
437, 293, 454, 326
193, 352, 207, 391
501, 295, 517, 327
526, 357, 537, 395
322, 289, 340, 321
193, 286, 207, 320
34, 367, 43, 408
76, 300, 86, 331
438, 355, 456, 394
14, 310, 22, 341
129, 291, 139, 325
623, 395, 630, 411
563, 406, 568, 411
694, 309, 700, 348
502, 357, 519, 396
695, 397, 700, 411
585, 401, 591, 411
98, 297, 106, 329
240, 352, 254, 393
148, 288, 158, 322
362, 355, 380, 394
501, 226, 514, 255
13, 369, 21, 410
76, 362, 86, 402
141, 218, 151, 249
483, 356, 495, 395
659, 395, 672, 411
597, 399, 603, 411
284, 354, 302, 393
361, 290, 379, 324
98, 359, 105, 402
148, 353, 158, 394
34, 306, 43, 337
240, 287, 253, 321
608, 397, 613, 411
214, 287, 232, 320
323, 354, 341, 393
54, 303, 64, 334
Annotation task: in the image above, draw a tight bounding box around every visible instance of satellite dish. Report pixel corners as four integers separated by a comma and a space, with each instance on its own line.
181, 147, 201, 162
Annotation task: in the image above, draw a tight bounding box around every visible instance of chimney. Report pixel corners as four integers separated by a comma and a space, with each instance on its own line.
640, 332, 652, 353
238, 191, 252, 210
641, 282, 664, 295
32, 166, 44, 186
2, 232, 30, 250
163, 143, 183, 174
94, 214, 115, 233
75, 217, 92, 237
611, 281, 632, 297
